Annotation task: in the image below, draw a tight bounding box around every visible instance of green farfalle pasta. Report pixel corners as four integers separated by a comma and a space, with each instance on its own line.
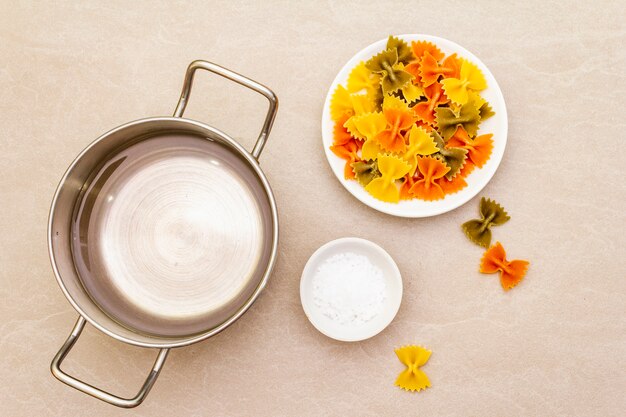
365, 49, 413, 94
386, 35, 414, 65
351, 160, 381, 186
462, 197, 510, 247
371, 86, 384, 111
435, 103, 481, 140
479, 102, 495, 121
430, 131, 468, 179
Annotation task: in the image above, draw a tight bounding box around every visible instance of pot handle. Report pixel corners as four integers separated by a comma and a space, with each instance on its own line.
173, 60, 278, 159
51, 316, 169, 408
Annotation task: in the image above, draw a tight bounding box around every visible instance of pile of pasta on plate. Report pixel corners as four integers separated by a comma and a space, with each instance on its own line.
329, 36, 495, 203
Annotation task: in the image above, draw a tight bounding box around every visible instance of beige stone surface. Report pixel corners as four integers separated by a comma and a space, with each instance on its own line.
1, 1, 625, 416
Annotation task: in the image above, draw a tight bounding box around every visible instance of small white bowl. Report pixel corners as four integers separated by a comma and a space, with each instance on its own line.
300, 237, 403, 342
321, 34, 508, 217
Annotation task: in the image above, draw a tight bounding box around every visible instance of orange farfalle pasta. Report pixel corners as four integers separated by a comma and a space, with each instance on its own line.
411, 40, 444, 61
418, 52, 462, 87
399, 172, 420, 200
332, 114, 353, 146
330, 139, 360, 179
374, 105, 415, 153
447, 127, 493, 168
409, 156, 450, 201
436, 161, 474, 194
412, 82, 448, 125
480, 242, 529, 290
327, 35, 497, 203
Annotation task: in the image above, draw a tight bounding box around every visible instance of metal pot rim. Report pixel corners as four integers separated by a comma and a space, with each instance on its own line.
48, 115, 279, 348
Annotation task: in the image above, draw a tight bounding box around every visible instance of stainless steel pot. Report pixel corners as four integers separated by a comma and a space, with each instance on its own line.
48, 60, 278, 408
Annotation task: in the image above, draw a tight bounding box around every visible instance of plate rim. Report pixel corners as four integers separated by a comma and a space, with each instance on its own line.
321, 34, 508, 218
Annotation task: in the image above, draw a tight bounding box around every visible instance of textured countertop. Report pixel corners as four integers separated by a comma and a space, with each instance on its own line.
1, 1, 624, 416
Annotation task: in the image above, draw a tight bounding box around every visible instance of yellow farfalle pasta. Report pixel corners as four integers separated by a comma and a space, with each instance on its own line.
441, 59, 487, 105
348, 112, 387, 142
346, 61, 380, 96
403, 125, 439, 175
394, 345, 432, 392
361, 138, 384, 161
365, 154, 411, 203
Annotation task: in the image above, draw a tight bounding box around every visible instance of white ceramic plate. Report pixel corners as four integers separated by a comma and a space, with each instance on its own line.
321, 34, 508, 217
300, 237, 402, 342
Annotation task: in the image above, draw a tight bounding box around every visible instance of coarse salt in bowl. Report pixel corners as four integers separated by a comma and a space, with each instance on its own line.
300, 237, 403, 342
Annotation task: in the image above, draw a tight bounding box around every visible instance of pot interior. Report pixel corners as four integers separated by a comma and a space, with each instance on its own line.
49, 118, 277, 346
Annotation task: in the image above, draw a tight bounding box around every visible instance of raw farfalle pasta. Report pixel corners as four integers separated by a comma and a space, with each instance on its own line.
441, 59, 487, 105
409, 156, 449, 200
386, 35, 415, 64
430, 131, 468, 179
394, 345, 432, 392
480, 242, 529, 290
413, 82, 448, 125
332, 114, 353, 146
330, 139, 360, 180
435, 104, 481, 140
351, 160, 380, 186
462, 197, 510, 247
374, 96, 415, 153
419, 52, 461, 87
403, 125, 439, 175
346, 62, 380, 96
328, 35, 497, 203
447, 127, 493, 168
365, 49, 413, 94
365, 154, 411, 203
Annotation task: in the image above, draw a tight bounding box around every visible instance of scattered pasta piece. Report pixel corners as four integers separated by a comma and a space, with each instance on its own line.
328, 35, 497, 203
409, 156, 449, 200
462, 197, 510, 247
394, 345, 432, 392
365, 154, 411, 203
480, 242, 529, 290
